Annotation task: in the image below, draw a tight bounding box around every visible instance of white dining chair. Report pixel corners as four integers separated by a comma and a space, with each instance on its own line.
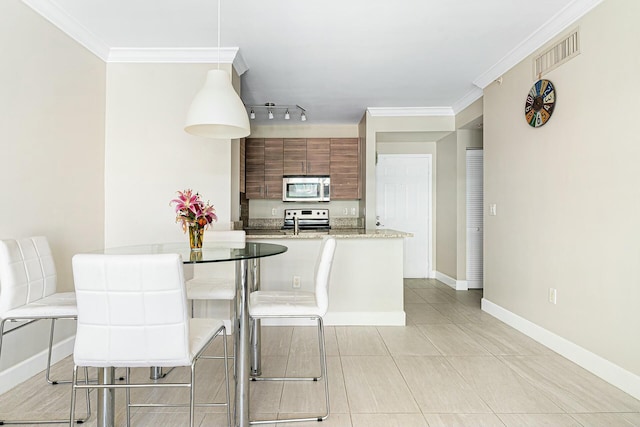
0, 236, 90, 424
248, 236, 337, 424
186, 230, 245, 371
186, 230, 246, 320
69, 253, 231, 427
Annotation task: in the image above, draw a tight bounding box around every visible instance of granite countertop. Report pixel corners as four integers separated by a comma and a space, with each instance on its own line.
244, 228, 412, 239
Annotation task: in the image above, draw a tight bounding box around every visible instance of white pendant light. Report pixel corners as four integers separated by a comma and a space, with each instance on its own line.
184, 0, 250, 139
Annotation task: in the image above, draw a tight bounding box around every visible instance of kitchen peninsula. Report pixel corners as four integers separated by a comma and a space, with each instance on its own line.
246, 228, 412, 326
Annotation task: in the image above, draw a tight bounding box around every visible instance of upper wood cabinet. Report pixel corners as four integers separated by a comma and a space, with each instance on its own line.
245, 138, 284, 199
240, 139, 246, 193
306, 139, 331, 175
245, 138, 265, 199
245, 137, 361, 200
264, 139, 284, 199
330, 138, 360, 200
283, 138, 330, 176
283, 139, 307, 175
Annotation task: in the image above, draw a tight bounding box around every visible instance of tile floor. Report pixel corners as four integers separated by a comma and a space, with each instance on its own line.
1, 278, 639, 426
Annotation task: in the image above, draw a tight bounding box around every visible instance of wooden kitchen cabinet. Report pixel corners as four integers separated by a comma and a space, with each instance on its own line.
283, 138, 330, 176
246, 138, 283, 199
283, 138, 307, 175
264, 138, 284, 199
246, 137, 360, 200
306, 138, 331, 175
240, 139, 246, 193
330, 138, 360, 199
245, 138, 265, 199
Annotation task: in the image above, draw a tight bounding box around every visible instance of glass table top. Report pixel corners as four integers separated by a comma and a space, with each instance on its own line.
91, 242, 288, 263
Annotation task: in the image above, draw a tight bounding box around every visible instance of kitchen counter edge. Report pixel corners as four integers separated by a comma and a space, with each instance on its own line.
245, 228, 413, 239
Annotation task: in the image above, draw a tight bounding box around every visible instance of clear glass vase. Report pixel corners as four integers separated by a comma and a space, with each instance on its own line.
188, 224, 204, 251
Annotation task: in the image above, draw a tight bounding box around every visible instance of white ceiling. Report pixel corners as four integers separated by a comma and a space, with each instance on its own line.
23, 0, 601, 125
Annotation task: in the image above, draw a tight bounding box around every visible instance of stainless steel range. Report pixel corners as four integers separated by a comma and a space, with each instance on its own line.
282, 208, 330, 230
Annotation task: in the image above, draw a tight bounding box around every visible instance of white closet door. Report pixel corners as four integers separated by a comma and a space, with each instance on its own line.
466, 149, 484, 289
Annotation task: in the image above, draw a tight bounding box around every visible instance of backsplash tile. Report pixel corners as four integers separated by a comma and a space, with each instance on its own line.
247, 217, 363, 230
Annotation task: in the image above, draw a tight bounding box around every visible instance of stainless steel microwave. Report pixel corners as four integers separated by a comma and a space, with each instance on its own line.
282, 176, 330, 202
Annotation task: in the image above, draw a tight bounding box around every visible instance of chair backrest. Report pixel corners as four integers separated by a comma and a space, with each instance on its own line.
314, 237, 337, 315
203, 230, 246, 244
71, 253, 192, 368
0, 236, 57, 315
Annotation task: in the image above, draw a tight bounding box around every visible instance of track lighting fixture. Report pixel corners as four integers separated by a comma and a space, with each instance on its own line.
246, 103, 307, 122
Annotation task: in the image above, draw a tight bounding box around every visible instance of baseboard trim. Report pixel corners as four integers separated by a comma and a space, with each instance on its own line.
482, 298, 640, 400
435, 271, 468, 291
0, 335, 75, 395
261, 311, 406, 327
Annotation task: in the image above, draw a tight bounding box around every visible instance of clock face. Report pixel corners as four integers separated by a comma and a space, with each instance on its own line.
525, 79, 556, 128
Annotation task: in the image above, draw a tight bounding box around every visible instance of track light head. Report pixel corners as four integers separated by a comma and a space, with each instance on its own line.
246, 103, 307, 122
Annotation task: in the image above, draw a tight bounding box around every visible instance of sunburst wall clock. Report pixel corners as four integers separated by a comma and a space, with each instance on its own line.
525, 79, 556, 128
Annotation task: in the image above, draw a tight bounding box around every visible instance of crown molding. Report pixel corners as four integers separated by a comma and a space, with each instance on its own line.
107, 47, 248, 74
451, 87, 484, 115
367, 107, 454, 117
21, 0, 110, 60
473, 0, 603, 89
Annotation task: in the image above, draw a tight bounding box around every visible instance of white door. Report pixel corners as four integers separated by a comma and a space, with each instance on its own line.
376, 154, 432, 278
466, 149, 483, 289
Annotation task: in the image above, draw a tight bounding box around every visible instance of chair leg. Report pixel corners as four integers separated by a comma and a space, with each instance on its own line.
249, 317, 330, 425
0, 319, 91, 425
68, 366, 93, 426
126, 367, 132, 427
69, 365, 78, 427
317, 317, 330, 421
45, 318, 70, 385
222, 327, 231, 427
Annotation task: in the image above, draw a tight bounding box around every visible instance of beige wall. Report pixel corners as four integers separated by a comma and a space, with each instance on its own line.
435, 132, 457, 278
104, 63, 239, 247
248, 124, 358, 138
0, 0, 105, 376
365, 114, 455, 229
434, 100, 483, 283
483, 0, 640, 377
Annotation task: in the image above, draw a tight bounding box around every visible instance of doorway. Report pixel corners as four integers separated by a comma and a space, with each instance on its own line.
376, 154, 432, 278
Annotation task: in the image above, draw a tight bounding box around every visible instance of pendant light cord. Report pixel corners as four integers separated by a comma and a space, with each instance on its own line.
217, 0, 221, 69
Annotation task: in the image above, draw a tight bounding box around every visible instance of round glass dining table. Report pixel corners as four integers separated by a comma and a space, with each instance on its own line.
89, 241, 288, 427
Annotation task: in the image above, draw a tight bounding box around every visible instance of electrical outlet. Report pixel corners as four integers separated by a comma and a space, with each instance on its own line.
548, 288, 557, 304
489, 204, 497, 216
343, 208, 348, 215
292, 276, 301, 289
271, 208, 277, 216
351, 207, 356, 216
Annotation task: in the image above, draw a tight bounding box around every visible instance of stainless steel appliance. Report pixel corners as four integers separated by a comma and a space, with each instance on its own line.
282, 208, 330, 230
282, 176, 330, 202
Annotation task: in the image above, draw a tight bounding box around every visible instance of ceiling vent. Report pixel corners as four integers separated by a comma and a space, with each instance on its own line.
533, 29, 580, 78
